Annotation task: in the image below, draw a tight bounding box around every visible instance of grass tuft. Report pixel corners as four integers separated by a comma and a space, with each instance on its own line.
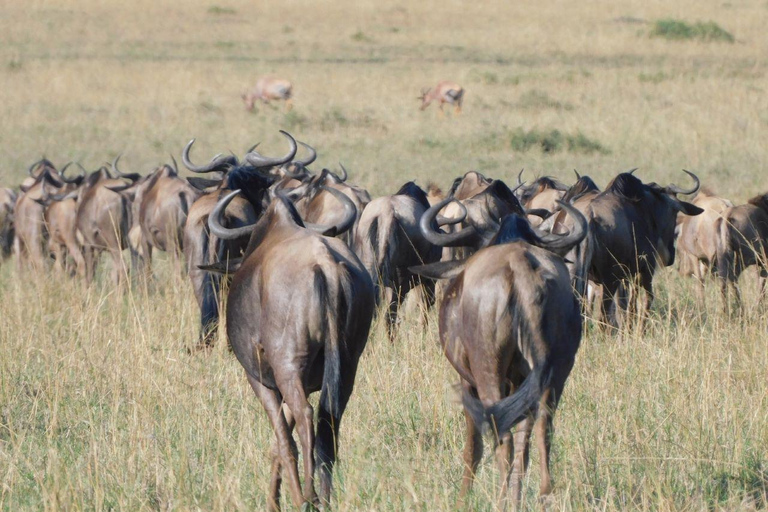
207, 5, 237, 15
649, 19, 734, 43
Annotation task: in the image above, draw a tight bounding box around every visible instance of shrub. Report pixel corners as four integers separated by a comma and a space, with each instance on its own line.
207, 5, 237, 15
650, 19, 734, 43
508, 128, 608, 155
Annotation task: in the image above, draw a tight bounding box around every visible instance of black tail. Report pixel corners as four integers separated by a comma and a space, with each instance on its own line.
199, 231, 223, 344
462, 361, 553, 437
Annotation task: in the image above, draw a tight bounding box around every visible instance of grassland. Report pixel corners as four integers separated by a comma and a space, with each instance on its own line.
1, 0, 768, 510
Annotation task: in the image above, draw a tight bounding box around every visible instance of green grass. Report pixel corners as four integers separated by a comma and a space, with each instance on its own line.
508, 128, 609, 155
650, 19, 735, 43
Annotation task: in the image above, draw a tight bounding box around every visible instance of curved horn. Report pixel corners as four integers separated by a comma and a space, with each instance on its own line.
573, 169, 581, 180
245, 142, 260, 154
337, 162, 348, 182
59, 162, 84, 184
303, 186, 357, 236
169, 155, 179, 174
627, 167, 638, 175
111, 154, 141, 182
436, 199, 468, 226
27, 158, 49, 177
517, 168, 525, 186
282, 163, 309, 180
208, 189, 255, 240
665, 169, 700, 196
295, 141, 317, 166
533, 200, 588, 253
182, 139, 237, 173
244, 130, 298, 169
420, 195, 481, 248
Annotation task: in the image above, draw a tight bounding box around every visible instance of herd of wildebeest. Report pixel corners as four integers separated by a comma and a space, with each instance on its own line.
2, 130, 768, 510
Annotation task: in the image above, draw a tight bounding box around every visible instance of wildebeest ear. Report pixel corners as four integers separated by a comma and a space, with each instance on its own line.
198, 257, 243, 274
19, 184, 31, 193
675, 201, 704, 216
409, 260, 467, 280
187, 177, 222, 190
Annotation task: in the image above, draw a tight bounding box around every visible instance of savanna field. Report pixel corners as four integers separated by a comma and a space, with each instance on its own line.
2, 0, 768, 510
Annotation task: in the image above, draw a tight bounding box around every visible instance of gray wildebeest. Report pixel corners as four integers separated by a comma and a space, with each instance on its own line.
242, 77, 293, 111
353, 181, 442, 338
0, 187, 17, 261
419, 81, 464, 115
572, 170, 703, 329
206, 178, 374, 510
181, 132, 300, 346
411, 199, 588, 509
715, 192, 768, 309
515, 170, 568, 226
676, 188, 733, 289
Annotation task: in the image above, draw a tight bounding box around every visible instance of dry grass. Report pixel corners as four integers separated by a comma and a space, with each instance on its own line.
1, 0, 768, 510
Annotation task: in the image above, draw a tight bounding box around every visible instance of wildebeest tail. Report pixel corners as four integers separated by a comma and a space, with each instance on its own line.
715, 216, 733, 279
462, 360, 553, 438
571, 217, 595, 300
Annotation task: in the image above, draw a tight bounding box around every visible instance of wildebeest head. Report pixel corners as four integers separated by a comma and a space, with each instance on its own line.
516, 169, 569, 206
606, 169, 703, 266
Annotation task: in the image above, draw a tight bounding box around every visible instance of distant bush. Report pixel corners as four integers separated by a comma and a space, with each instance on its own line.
508, 129, 609, 155
638, 71, 670, 84
207, 5, 237, 15
351, 30, 373, 43
650, 19, 734, 43
517, 90, 573, 111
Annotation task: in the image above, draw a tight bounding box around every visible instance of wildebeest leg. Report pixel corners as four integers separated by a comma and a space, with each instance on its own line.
509, 416, 532, 508
382, 285, 398, 341
640, 273, 654, 323
599, 282, 618, 331
281, 378, 318, 506
267, 406, 297, 512
458, 382, 483, 504
66, 239, 86, 279
612, 282, 630, 330
109, 248, 125, 286
51, 243, 65, 274
476, 377, 512, 509
534, 389, 555, 498
246, 374, 304, 510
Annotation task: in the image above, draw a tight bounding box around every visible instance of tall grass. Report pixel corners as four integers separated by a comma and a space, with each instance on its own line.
1, 0, 768, 509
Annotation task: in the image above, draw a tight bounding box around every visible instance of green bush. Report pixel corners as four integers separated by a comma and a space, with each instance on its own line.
650, 19, 734, 43
508, 128, 608, 155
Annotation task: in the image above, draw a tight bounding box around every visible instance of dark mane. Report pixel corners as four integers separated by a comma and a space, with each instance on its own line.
481, 180, 525, 215
607, 173, 645, 202
487, 214, 540, 246
562, 176, 599, 203
227, 165, 278, 214
747, 192, 768, 213
395, 181, 430, 209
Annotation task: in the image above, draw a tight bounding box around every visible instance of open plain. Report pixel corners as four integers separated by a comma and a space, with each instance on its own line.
1, 0, 768, 510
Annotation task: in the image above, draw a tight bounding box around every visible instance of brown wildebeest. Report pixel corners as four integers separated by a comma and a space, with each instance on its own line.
113, 156, 201, 276
0, 187, 17, 261
437, 173, 530, 261
419, 81, 464, 114
573, 170, 703, 328
291, 165, 371, 246
515, 170, 568, 226
181, 132, 299, 346
353, 181, 442, 338
36, 164, 87, 275
242, 77, 293, 111
207, 182, 374, 510
715, 192, 768, 309
75, 167, 135, 284
14, 159, 66, 270
676, 188, 733, 287
411, 198, 588, 509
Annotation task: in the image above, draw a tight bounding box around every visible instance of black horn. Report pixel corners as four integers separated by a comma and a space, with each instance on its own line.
665, 169, 700, 196
244, 130, 298, 169
208, 189, 255, 240
182, 139, 238, 173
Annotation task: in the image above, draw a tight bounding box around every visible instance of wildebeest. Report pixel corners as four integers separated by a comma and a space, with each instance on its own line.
515, 170, 568, 225
419, 81, 464, 114
353, 181, 442, 337
207, 179, 374, 510
715, 192, 768, 308
181, 132, 299, 346
113, 156, 201, 276
291, 166, 371, 246
412, 198, 588, 508
0, 187, 17, 261
14, 159, 66, 270
75, 166, 135, 284
676, 188, 733, 287
242, 77, 293, 111
573, 170, 703, 328
36, 164, 87, 276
